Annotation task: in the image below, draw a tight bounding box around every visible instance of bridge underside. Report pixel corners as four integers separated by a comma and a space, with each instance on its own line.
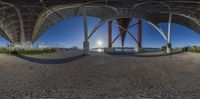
0, 0, 200, 53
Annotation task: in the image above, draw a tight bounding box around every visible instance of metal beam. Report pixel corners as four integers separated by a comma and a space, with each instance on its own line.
87, 17, 115, 40
147, 13, 173, 54
138, 19, 142, 48
29, 1, 200, 44
32, 4, 82, 41
32, 4, 119, 42
108, 21, 112, 48
87, 20, 104, 40
113, 22, 138, 44
111, 34, 121, 45
127, 31, 138, 44
0, 6, 11, 11
2, 20, 19, 29
131, 1, 171, 17
5, 27, 19, 33
0, 29, 13, 43
0, 14, 17, 23
0, 2, 25, 43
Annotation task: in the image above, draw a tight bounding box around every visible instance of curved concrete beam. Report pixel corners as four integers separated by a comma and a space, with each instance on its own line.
0, 14, 17, 23
87, 17, 116, 40
0, 2, 24, 43
32, 3, 119, 42
147, 21, 168, 41
131, 1, 171, 17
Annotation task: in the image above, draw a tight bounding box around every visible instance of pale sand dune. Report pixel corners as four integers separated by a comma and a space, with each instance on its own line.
0, 51, 200, 98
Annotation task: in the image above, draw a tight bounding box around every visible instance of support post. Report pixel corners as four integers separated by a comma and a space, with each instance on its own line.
167, 13, 172, 54
135, 19, 142, 52
138, 19, 142, 49
108, 21, 112, 48
82, 6, 89, 54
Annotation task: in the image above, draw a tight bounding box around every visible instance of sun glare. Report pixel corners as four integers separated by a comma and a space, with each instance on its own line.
97, 40, 103, 47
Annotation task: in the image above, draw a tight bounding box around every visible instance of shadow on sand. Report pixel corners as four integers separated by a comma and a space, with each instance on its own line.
108, 51, 184, 58
15, 54, 87, 64
15, 51, 184, 64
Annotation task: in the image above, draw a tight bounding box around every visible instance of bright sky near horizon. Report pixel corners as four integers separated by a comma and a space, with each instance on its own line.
1, 16, 200, 48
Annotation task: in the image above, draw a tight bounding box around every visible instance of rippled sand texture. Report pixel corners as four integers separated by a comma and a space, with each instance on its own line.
0, 50, 200, 99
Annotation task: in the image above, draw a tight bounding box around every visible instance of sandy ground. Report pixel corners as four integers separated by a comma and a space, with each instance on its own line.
0, 50, 200, 99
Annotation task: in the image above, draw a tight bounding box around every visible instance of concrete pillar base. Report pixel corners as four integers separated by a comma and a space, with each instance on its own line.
104, 48, 114, 53
83, 41, 89, 54
166, 43, 171, 54
134, 47, 142, 53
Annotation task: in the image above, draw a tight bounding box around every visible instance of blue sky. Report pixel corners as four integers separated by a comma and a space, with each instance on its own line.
1, 16, 200, 48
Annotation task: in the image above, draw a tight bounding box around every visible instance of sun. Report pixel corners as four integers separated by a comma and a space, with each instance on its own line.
97, 40, 103, 47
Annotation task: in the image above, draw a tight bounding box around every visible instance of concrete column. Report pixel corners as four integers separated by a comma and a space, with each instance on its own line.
82, 6, 89, 54
167, 13, 172, 54
83, 41, 89, 54
166, 43, 171, 54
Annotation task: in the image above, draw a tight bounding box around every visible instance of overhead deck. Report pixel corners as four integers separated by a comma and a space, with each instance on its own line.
0, 0, 200, 43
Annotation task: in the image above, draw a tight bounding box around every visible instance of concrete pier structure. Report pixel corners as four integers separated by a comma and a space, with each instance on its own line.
0, 0, 199, 54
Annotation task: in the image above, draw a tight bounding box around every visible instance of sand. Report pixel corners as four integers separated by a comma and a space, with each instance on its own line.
0, 50, 200, 99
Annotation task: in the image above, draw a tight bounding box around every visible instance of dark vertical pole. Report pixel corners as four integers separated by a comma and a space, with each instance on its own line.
138, 19, 142, 48
108, 21, 112, 48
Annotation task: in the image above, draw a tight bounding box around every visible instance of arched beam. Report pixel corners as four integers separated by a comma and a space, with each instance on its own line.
0, 2, 25, 43
32, 3, 119, 42
31, 1, 200, 45
146, 11, 200, 34
113, 22, 138, 44
5, 27, 20, 33
87, 17, 116, 40
0, 28, 13, 43
164, 1, 200, 4
147, 13, 173, 54
2, 20, 19, 29
0, 6, 11, 11
32, 4, 82, 41
0, 14, 17, 23
87, 16, 139, 41
131, 1, 171, 17
147, 21, 168, 41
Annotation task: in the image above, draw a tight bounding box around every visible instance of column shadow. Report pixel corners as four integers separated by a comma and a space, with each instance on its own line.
107, 51, 184, 58
15, 54, 87, 64
133, 51, 184, 57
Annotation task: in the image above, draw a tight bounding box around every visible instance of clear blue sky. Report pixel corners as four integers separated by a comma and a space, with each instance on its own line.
1, 16, 200, 48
